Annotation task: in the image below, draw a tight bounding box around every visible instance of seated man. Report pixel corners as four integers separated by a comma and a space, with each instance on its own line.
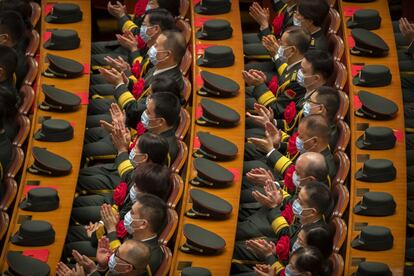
0, 10, 27, 88
292, 0, 329, 52
65, 193, 167, 276
83, 92, 180, 165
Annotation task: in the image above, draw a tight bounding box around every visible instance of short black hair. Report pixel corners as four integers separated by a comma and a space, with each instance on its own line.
297, 0, 330, 27
304, 50, 333, 81
0, 85, 18, 128
134, 162, 170, 201
0, 45, 18, 80
147, 8, 177, 31
151, 91, 180, 126
315, 86, 340, 123
303, 181, 333, 219
292, 246, 331, 276
161, 30, 186, 64
301, 114, 331, 142
151, 75, 181, 100
157, 0, 180, 17
284, 26, 311, 54
0, 11, 25, 44
0, 0, 32, 31
136, 193, 167, 234
302, 222, 334, 258
137, 132, 169, 165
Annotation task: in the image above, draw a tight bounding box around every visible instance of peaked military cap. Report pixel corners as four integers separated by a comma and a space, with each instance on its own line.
355, 91, 398, 120
197, 46, 235, 68
406, 247, 414, 262
196, 99, 240, 127
45, 3, 83, 24
34, 119, 74, 142
11, 220, 55, 246
353, 261, 392, 276
20, 187, 60, 212
28, 147, 72, 177
43, 54, 84, 79
350, 28, 389, 57
351, 225, 393, 251
353, 65, 392, 87
355, 159, 396, 182
44, 29, 80, 50
195, 0, 231, 15
186, 189, 232, 219
198, 71, 240, 98
343, 0, 375, 2
353, 191, 396, 216
196, 19, 233, 40
181, 267, 211, 276
180, 224, 226, 255
40, 84, 81, 112
193, 132, 238, 161
356, 126, 396, 150
6, 251, 50, 276
190, 158, 234, 187
347, 9, 381, 30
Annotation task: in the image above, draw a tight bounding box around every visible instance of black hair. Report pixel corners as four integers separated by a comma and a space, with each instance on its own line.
0, 0, 32, 31
161, 30, 186, 64
150, 91, 180, 127
146, 8, 177, 31
156, 0, 180, 17
304, 50, 333, 81
135, 193, 167, 234
302, 222, 334, 259
134, 162, 171, 201
151, 75, 181, 100
137, 132, 169, 165
0, 11, 25, 45
284, 26, 311, 54
0, 45, 17, 81
302, 180, 333, 219
291, 246, 331, 276
301, 114, 331, 143
314, 86, 340, 123
297, 0, 329, 27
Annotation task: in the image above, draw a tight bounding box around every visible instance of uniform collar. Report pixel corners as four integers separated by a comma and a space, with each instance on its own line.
153, 64, 177, 76
287, 58, 302, 72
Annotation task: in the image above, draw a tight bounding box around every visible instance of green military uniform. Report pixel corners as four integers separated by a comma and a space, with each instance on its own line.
309, 29, 328, 52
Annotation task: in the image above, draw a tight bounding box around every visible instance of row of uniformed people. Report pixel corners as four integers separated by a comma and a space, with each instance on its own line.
230, 0, 342, 275
60, 1, 188, 275
0, 4, 32, 185
393, 16, 414, 275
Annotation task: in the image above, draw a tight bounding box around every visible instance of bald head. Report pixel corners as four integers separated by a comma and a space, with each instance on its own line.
296, 152, 328, 185
123, 240, 150, 274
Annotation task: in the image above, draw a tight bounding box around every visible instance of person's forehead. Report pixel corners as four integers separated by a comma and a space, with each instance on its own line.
301, 58, 312, 71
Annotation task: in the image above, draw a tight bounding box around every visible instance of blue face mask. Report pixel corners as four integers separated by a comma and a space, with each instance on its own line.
292, 199, 303, 217
145, 4, 151, 11
285, 264, 303, 276
297, 69, 305, 87
303, 102, 312, 117
140, 111, 150, 129
129, 150, 137, 166
124, 211, 136, 234
291, 240, 302, 252
295, 136, 306, 153
148, 46, 158, 65
293, 17, 301, 26
108, 254, 117, 271
129, 186, 137, 202
292, 171, 301, 188
139, 25, 151, 43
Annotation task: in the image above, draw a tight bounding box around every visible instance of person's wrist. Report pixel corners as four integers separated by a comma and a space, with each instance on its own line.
130, 46, 138, 52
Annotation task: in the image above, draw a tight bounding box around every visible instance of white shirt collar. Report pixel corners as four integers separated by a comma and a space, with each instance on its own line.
153, 64, 177, 76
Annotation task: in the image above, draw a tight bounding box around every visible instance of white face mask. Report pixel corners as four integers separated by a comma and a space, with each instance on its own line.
293, 17, 301, 26
292, 171, 301, 187
129, 186, 138, 202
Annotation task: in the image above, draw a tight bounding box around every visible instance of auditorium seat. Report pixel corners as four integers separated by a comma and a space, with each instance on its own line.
176, 18, 192, 45
331, 217, 347, 253
332, 183, 350, 218
0, 211, 9, 241
155, 245, 172, 276
182, 77, 192, 104
18, 85, 35, 115
23, 57, 39, 86
170, 140, 188, 174
29, 1, 41, 27
25, 29, 40, 57
328, 8, 341, 34
12, 115, 31, 148
179, 0, 190, 18
331, 61, 348, 91
334, 120, 351, 152
176, 108, 191, 140
158, 208, 179, 245
6, 147, 24, 179
335, 90, 349, 122
328, 33, 344, 62
180, 48, 192, 76
167, 173, 184, 209
333, 151, 350, 186
330, 253, 344, 276
0, 178, 17, 211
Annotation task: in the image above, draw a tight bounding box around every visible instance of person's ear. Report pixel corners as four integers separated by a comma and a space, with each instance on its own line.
0, 34, 8, 45
142, 153, 149, 163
